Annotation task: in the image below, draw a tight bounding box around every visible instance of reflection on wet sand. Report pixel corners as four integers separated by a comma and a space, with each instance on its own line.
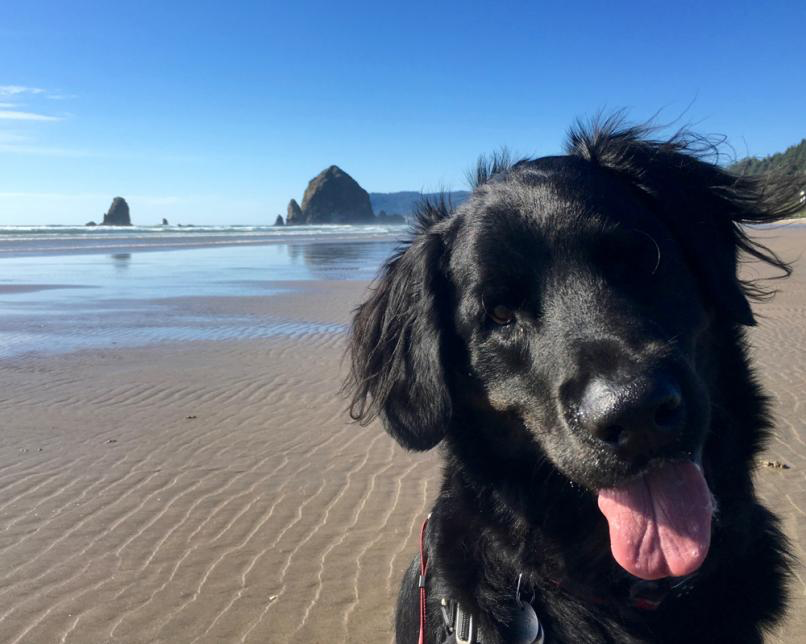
286, 241, 399, 280
0, 240, 399, 358
111, 253, 131, 270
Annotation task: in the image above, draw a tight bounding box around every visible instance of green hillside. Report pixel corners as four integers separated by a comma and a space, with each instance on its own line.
731, 138, 806, 177
730, 138, 806, 217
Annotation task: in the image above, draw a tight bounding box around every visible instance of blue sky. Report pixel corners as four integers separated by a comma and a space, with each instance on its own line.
1, 1, 804, 225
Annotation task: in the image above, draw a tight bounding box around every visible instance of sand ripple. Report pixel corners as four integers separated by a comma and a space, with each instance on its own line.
0, 328, 438, 643
0, 231, 804, 643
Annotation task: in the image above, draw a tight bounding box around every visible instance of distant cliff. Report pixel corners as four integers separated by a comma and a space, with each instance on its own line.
369, 191, 470, 218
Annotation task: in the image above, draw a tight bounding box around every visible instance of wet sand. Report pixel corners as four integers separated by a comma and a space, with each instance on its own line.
0, 229, 803, 643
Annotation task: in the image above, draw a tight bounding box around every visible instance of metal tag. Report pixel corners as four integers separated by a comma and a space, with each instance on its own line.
499, 600, 544, 644
501, 574, 545, 644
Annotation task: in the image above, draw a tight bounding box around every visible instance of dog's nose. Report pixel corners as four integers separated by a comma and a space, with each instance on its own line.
577, 374, 684, 460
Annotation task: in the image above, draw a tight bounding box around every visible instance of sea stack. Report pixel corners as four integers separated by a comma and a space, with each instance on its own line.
102, 197, 132, 226
299, 166, 375, 224
274, 214, 285, 226
286, 199, 303, 225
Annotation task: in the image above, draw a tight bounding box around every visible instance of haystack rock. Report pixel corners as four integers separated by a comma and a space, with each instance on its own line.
162, 218, 169, 225
102, 197, 132, 226
286, 199, 303, 225
300, 166, 374, 224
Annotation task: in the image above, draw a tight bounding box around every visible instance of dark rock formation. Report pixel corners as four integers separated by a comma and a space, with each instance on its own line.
85, 221, 97, 226
162, 218, 169, 225
274, 215, 285, 226
376, 210, 406, 224
300, 166, 374, 224
102, 197, 132, 226
286, 199, 303, 225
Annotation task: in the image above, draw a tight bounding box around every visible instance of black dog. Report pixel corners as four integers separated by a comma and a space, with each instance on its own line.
346, 117, 799, 643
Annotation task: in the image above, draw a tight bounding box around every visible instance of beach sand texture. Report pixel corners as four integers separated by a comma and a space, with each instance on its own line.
0, 229, 803, 643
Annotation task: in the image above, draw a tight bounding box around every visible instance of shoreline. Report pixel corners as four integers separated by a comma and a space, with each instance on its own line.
0, 229, 406, 258
0, 218, 801, 259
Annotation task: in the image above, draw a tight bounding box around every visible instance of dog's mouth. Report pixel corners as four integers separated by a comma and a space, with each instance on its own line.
596, 460, 713, 581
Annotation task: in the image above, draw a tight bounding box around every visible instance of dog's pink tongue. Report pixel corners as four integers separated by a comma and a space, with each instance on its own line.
597, 461, 712, 580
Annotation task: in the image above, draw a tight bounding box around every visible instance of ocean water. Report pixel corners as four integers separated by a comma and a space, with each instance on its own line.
0, 223, 407, 256
6, 221, 798, 358
0, 226, 403, 358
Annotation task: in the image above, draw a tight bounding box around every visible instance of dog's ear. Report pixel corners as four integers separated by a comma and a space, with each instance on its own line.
567, 117, 797, 326
346, 225, 451, 450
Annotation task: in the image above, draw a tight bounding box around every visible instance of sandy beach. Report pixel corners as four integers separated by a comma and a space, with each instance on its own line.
0, 227, 803, 643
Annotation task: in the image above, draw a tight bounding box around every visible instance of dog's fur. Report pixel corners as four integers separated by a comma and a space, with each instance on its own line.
346, 117, 800, 643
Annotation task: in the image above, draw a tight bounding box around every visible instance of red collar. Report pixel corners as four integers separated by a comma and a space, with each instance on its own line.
418, 514, 430, 644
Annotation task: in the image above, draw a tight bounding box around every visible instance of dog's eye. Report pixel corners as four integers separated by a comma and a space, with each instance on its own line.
489, 304, 515, 325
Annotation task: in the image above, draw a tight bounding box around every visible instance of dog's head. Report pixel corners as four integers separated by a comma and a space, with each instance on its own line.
346, 118, 796, 580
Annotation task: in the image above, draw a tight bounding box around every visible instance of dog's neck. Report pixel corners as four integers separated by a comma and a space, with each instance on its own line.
437, 449, 609, 577
430, 460, 694, 626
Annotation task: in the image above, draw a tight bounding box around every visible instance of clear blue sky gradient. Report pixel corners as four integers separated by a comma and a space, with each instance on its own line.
1, 1, 804, 225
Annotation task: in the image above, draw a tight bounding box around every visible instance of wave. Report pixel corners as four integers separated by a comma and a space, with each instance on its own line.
0, 223, 407, 241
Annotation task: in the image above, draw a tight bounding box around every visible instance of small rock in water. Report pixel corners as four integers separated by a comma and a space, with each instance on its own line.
186, 415, 198, 420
